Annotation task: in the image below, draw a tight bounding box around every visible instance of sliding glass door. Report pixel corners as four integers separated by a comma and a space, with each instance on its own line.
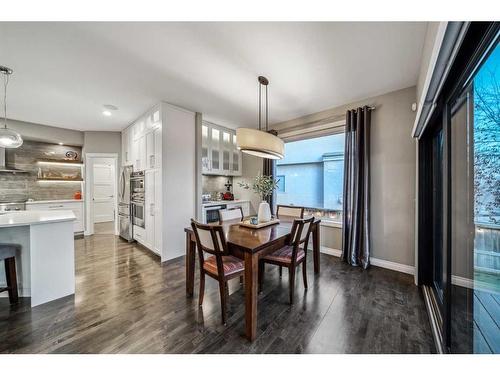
419, 22, 499, 353
450, 42, 500, 354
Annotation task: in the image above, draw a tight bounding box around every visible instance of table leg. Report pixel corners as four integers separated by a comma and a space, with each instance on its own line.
244, 251, 258, 341
313, 223, 320, 274
186, 232, 196, 297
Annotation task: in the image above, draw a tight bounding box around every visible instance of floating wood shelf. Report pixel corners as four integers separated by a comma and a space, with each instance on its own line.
37, 177, 83, 182
37, 158, 84, 165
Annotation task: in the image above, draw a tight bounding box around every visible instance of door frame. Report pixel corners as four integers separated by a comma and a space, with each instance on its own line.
84, 153, 119, 236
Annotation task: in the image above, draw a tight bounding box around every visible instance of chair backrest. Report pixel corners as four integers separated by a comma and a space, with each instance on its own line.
276, 205, 304, 219
190, 219, 227, 255
289, 217, 315, 247
218, 207, 243, 223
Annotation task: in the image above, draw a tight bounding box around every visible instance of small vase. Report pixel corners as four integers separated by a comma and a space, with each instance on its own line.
258, 201, 272, 223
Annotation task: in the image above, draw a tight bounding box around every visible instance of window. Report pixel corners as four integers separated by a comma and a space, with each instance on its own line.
276, 175, 285, 192
276, 133, 344, 222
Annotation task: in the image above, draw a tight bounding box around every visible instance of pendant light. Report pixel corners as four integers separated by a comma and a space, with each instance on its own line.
236, 76, 284, 160
0, 66, 23, 148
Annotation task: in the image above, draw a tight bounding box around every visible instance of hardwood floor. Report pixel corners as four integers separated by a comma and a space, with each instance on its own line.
0, 234, 435, 353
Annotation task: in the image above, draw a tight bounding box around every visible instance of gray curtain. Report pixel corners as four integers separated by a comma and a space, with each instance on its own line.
263, 130, 277, 215
341, 106, 371, 269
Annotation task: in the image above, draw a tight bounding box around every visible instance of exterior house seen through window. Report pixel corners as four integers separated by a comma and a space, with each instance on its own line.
276, 133, 344, 222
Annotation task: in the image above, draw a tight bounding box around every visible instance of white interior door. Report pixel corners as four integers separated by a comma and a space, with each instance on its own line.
92, 161, 115, 223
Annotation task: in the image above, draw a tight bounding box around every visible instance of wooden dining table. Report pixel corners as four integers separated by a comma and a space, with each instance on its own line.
184, 217, 321, 341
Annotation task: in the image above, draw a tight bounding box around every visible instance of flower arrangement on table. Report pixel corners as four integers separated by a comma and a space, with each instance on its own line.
238, 173, 280, 223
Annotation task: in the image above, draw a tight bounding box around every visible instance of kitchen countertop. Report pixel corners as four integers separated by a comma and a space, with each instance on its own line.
26, 199, 84, 204
202, 199, 250, 207
0, 210, 76, 228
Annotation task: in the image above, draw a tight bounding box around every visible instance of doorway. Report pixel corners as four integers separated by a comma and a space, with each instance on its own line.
85, 153, 118, 236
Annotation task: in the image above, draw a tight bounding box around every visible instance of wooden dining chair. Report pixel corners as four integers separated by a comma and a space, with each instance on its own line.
190, 219, 245, 325
0, 244, 20, 304
276, 205, 304, 220
218, 207, 244, 223
275, 204, 305, 277
258, 217, 314, 304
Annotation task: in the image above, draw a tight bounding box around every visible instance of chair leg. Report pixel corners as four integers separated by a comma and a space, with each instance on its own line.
302, 261, 308, 289
288, 267, 295, 305
5, 257, 18, 304
198, 272, 205, 306
218, 280, 228, 325
258, 261, 265, 293
279, 266, 282, 278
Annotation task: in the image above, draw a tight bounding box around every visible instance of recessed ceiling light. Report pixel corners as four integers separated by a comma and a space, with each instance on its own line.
58, 142, 64, 145
103, 104, 118, 111
102, 110, 112, 117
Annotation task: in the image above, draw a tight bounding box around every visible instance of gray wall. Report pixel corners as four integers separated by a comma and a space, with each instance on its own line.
273, 86, 418, 266
233, 153, 263, 215
6, 118, 84, 145
83, 131, 122, 165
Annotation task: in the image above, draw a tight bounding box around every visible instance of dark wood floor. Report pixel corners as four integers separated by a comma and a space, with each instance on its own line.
0, 234, 435, 353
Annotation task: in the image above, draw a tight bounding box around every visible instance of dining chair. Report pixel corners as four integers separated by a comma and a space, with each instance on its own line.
275, 204, 305, 277
218, 206, 244, 223
190, 219, 245, 325
258, 217, 314, 304
276, 205, 305, 220
0, 244, 20, 304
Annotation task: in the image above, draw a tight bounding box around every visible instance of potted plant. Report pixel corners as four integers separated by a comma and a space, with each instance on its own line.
238, 173, 280, 223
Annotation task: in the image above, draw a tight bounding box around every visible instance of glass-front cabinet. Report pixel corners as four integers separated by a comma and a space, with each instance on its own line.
201, 121, 242, 176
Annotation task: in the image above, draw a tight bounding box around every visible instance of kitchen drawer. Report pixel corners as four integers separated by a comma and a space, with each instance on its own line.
133, 224, 146, 242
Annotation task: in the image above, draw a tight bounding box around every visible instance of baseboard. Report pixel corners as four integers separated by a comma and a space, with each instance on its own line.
320, 246, 342, 257
320, 246, 415, 275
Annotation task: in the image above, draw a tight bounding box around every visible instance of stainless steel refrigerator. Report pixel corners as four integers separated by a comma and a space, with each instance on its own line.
118, 165, 134, 241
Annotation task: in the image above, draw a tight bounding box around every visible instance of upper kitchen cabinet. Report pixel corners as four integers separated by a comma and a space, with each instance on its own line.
201, 121, 242, 176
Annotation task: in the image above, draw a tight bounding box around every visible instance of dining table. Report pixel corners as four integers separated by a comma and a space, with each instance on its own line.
184, 216, 321, 341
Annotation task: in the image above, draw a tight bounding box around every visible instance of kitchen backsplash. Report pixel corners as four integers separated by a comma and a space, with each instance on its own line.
202, 175, 233, 198
0, 140, 83, 202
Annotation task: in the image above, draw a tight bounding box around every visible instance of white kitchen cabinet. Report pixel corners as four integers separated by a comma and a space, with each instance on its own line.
202, 122, 242, 176
26, 201, 84, 233
145, 128, 161, 170
121, 127, 132, 166
132, 118, 146, 141
122, 102, 195, 261
146, 105, 161, 132
133, 135, 147, 171
144, 170, 156, 252
153, 168, 162, 254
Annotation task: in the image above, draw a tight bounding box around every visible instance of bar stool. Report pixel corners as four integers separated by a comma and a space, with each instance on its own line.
0, 244, 20, 304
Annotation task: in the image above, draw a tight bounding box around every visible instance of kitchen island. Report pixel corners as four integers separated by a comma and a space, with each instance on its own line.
0, 210, 76, 307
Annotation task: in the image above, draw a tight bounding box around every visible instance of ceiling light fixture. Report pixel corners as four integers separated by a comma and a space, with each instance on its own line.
102, 110, 112, 117
236, 76, 284, 160
0, 66, 23, 148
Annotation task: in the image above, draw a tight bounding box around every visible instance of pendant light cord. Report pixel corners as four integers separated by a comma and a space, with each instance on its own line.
258, 81, 262, 131
265, 84, 268, 132
2, 72, 8, 129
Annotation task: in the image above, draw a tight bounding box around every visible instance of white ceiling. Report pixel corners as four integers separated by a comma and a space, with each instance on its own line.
0, 22, 427, 131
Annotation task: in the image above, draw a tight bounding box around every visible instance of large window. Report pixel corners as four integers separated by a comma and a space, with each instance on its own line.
276, 133, 344, 222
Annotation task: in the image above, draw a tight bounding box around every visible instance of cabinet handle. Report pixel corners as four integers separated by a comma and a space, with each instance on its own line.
150, 203, 154, 216
49, 205, 64, 208
150, 155, 155, 168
